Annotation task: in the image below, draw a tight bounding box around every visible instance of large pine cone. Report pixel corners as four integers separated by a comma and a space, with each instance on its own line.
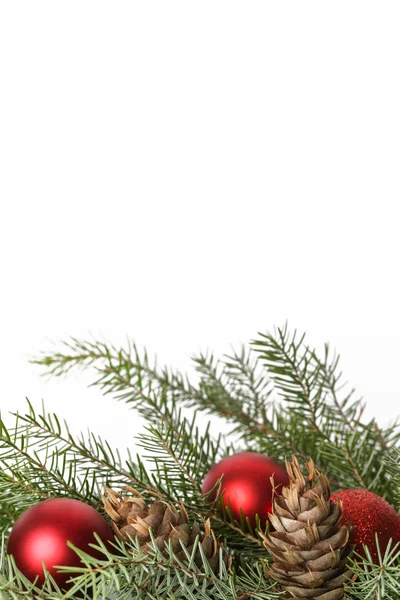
102, 486, 222, 572
261, 456, 352, 600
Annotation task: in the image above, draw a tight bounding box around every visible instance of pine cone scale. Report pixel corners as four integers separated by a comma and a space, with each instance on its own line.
285, 586, 344, 599
313, 528, 349, 551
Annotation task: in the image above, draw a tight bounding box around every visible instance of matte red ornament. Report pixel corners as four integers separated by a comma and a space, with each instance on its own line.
7, 498, 115, 590
201, 452, 289, 527
330, 489, 400, 563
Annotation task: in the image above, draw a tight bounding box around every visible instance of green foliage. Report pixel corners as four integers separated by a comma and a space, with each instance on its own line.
251, 325, 400, 501
346, 537, 400, 599
386, 448, 400, 512
0, 324, 399, 598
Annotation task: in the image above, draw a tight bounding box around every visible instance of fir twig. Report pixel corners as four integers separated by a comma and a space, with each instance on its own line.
14, 324, 400, 600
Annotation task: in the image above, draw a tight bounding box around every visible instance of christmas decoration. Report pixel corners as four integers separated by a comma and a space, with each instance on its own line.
102, 485, 223, 572
201, 451, 289, 527
7, 497, 114, 590
261, 456, 352, 600
330, 488, 400, 563
2, 324, 400, 599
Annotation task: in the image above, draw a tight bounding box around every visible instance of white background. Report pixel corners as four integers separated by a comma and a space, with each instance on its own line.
1, 2, 399, 461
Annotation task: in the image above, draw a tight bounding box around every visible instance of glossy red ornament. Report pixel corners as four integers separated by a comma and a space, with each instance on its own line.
201, 452, 289, 527
7, 498, 115, 590
330, 489, 400, 563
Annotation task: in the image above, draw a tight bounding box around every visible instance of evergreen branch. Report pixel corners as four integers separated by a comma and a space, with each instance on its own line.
0, 399, 162, 522
252, 325, 332, 435
191, 352, 254, 421
386, 448, 400, 511
347, 537, 400, 599
31, 327, 400, 504
31, 339, 270, 445
62, 535, 279, 600
31, 339, 239, 468
1, 529, 280, 600
31, 339, 294, 464
135, 415, 268, 562
222, 345, 273, 423
308, 342, 364, 431
251, 324, 400, 503
31, 338, 182, 431
30, 333, 315, 488
136, 419, 204, 499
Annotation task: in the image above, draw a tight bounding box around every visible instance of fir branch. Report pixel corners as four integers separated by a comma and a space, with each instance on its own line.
134, 414, 269, 562
0, 398, 161, 521
30, 334, 313, 500
1, 529, 280, 600
31, 327, 400, 503
251, 324, 400, 503
31, 339, 269, 444
31, 339, 296, 463
252, 325, 338, 435
386, 448, 400, 511
136, 419, 205, 500
31, 339, 239, 466
222, 345, 273, 423
347, 538, 400, 599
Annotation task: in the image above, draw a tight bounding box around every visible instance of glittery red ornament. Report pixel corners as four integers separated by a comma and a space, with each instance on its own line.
7, 498, 115, 590
330, 489, 400, 563
201, 452, 289, 527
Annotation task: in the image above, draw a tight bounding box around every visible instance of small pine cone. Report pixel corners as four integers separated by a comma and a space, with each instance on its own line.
102, 485, 223, 572
260, 456, 352, 600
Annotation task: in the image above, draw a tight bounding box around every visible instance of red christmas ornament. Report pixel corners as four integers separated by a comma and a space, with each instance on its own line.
330, 489, 400, 563
201, 452, 289, 527
7, 498, 115, 590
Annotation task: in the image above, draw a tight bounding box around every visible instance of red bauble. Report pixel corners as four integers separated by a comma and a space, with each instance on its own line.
201, 452, 289, 527
330, 489, 400, 563
7, 498, 115, 590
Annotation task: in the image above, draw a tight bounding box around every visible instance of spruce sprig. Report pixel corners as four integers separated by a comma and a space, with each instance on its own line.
1, 528, 280, 600
134, 417, 269, 563
346, 537, 400, 599
31, 326, 400, 503
0, 398, 158, 519
251, 324, 400, 502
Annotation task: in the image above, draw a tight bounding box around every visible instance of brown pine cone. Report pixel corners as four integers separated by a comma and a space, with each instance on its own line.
260, 456, 353, 599
102, 485, 223, 572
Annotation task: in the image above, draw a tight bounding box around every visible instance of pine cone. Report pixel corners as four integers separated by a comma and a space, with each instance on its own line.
260, 456, 352, 600
102, 485, 222, 572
